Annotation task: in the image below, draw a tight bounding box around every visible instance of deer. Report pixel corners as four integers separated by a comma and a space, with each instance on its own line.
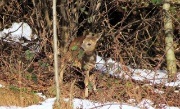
59, 31, 103, 98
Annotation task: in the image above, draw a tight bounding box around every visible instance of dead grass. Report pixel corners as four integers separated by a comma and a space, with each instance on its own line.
54, 71, 180, 108
53, 99, 73, 109
0, 86, 43, 107
0, 1, 179, 108
1, 71, 179, 108
46, 71, 180, 108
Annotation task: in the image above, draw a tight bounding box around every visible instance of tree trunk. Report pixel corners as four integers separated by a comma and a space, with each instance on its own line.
163, 2, 177, 82
53, 0, 60, 107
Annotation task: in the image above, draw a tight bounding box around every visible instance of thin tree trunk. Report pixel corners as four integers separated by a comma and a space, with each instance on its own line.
163, 1, 177, 82
53, 0, 60, 107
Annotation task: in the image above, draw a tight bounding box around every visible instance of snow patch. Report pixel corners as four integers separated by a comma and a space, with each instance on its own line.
0, 22, 36, 43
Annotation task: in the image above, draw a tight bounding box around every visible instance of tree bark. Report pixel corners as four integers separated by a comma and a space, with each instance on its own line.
163, 2, 177, 82
53, 0, 60, 107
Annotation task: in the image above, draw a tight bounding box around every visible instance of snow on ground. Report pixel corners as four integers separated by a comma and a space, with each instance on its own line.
0, 96, 179, 109
0, 22, 179, 109
96, 56, 180, 88
0, 22, 39, 51
0, 22, 37, 43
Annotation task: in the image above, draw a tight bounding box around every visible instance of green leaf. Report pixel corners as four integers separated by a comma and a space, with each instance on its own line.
41, 63, 49, 69
80, 7, 88, 15
88, 16, 93, 23
84, 11, 88, 15
9, 85, 20, 92
26, 75, 31, 80
125, 82, 132, 88
114, 80, 119, 84
83, 64, 88, 70
27, 68, 34, 73
80, 7, 86, 13
25, 50, 34, 61
107, 83, 112, 88
31, 73, 37, 83
38, 60, 49, 69
170, 6, 177, 13
88, 82, 93, 90
71, 45, 79, 51
152, 0, 162, 4
152, 0, 156, 4
77, 49, 84, 59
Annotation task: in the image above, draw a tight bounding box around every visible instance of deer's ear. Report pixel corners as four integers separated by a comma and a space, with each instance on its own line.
83, 30, 89, 36
86, 32, 93, 38
95, 31, 104, 41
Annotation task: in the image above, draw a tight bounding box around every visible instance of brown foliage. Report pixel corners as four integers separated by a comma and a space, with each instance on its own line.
0, 0, 179, 108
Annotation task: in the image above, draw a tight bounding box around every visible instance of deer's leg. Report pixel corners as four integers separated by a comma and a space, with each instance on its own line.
59, 66, 65, 84
83, 60, 96, 97
59, 58, 66, 84
84, 70, 97, 97
89, 73, 96, 91
84, 70, 89, 98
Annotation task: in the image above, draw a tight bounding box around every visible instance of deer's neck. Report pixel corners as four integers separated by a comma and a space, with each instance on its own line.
83, 51, 96, 63
85, 51, 95, 56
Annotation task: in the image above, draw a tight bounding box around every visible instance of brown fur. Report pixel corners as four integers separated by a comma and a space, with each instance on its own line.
59, 32, 102, 97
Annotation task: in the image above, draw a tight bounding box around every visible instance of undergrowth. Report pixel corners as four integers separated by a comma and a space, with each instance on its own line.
0, 0, 179, 108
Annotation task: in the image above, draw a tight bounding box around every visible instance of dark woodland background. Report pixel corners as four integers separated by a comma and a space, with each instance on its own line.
0, 0, 179, 107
